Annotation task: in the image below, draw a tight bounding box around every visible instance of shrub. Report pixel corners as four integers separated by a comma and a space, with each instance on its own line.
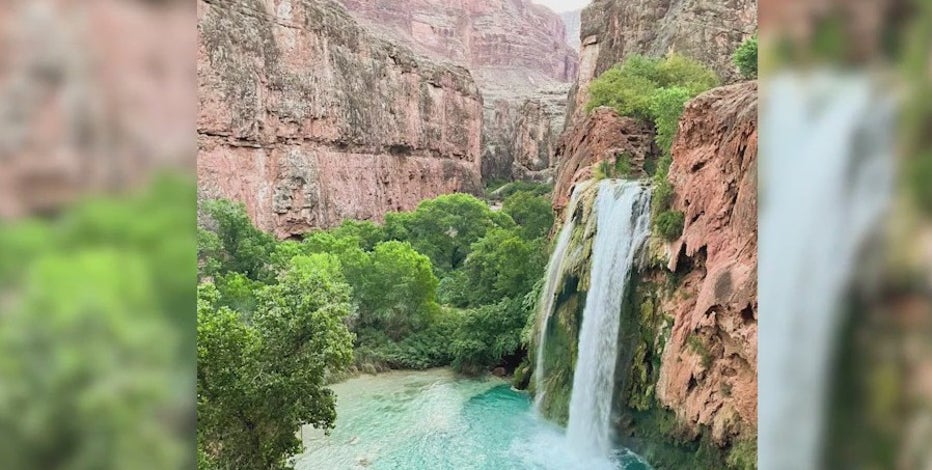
726, 438, 758, 470
732, 35, 758, 79
198, 199, 276, 281
587, 54, 717, 157
462, 229, 546, 306
593, 153, 634, 181
655, 210, 685, 241
486, 181, 553, 202
587, 53, 718, 123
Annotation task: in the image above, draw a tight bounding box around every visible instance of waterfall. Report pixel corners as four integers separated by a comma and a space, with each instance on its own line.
565, 180, 651, 457
759, 74, 894, 470
534, 182, 589, 410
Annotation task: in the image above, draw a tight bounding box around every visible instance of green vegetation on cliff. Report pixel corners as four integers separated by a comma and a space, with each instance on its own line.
586, 54, 718, 240
732, 35, 759, 79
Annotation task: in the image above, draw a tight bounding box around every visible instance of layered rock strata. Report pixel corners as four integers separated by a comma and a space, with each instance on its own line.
336, 0, 579, 182
197, 0, 483, 237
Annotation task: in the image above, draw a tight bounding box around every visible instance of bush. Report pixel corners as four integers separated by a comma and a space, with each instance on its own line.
485, 180, 553, 201
354, 309, 463, 370
587, 54, 717, 156
198, 199, 276, 281
732, 35, 758, 79
461, 229, 547, 306
655, 210, 685, 241
594, 152, 634, 181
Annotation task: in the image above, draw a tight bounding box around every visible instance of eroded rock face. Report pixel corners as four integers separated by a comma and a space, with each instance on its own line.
551, 107, 658, 212
197, 0, 483, 238
565, 0, 757, 126
656, 81, 758, 444
483, 90, 570, 182
336, 0, 578, 83
336, 0, 579, 182
0, 0, 195, 218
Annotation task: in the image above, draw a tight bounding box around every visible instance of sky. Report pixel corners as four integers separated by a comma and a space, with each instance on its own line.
532, 0, 592, 13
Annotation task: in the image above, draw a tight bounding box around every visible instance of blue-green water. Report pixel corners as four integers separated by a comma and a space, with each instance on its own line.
295, 369, 650, 470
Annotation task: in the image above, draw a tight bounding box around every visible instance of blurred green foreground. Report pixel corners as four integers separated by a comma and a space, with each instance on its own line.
0, 174, 196, 469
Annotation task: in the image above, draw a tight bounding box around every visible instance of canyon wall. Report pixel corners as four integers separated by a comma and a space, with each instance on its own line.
337, 0, 577, 84
0, 0, 194, 218
336, 0, 579, 182
566, 0, 757, 126
197, 0, 483, 238
535, 81, 758, 467
655, 80, 758, 446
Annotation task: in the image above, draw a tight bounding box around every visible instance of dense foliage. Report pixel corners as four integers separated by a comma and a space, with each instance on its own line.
732, 35, 758, 79
384, 194, 511, 272
0, 175, 194, 469
197, 256, 354, 470
655, 210, 686, 241
196, 189, 555, 464
586, 54, 718, 239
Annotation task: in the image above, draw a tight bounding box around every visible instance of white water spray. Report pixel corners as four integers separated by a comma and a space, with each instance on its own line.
759, 74, 894, 470
534, 182, 589, 410
565, 180, 651, 457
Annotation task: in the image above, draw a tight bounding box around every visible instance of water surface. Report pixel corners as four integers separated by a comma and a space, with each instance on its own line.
295, 369, 650, 470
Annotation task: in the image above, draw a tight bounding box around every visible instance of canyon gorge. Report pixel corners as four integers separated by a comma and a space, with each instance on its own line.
336, 0, 580, 182
197, 0, 759, 467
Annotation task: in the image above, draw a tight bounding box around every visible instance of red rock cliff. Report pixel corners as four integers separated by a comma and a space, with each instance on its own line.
197, 0, 483, 238
337, 0, 579, 182
336, 0, 578, 83
566, 0, 757, 125
657, 81, 758, 444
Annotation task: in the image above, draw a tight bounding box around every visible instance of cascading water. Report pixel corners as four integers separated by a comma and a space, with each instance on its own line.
759, 74, 894, 470
534, 182, 589, 410
564, 180, 652, 457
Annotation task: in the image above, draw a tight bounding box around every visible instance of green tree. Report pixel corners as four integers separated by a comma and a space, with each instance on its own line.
462, 229, 546, 306
352, 241, 439, 339
732, 35, 758, 79
0, 175, 195, 469
502, 191, 554, 240
384, 194, 508, 272
214, 272, 264, 318
0, 250, 182, 469
198, 199, 276, 281
586, 54, 718, 156
197, 254, 354, 470
451, 297, 528, 374
328, 220, 385, 251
